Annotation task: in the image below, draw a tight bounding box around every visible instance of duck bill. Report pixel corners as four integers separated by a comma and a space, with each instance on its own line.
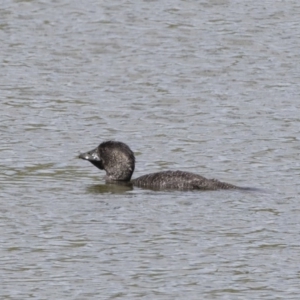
79, 147, 100, 162
79, 147, 104, 170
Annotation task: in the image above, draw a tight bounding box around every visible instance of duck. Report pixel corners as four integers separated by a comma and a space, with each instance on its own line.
79, 140, 246, 191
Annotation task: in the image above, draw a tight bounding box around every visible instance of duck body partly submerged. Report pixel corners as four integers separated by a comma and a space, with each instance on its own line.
79, 141, 242, 191
132, 170, 237, 190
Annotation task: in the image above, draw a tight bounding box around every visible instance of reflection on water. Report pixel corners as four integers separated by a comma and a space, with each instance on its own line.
86, 183, 133, 194
1, 0, 300, 299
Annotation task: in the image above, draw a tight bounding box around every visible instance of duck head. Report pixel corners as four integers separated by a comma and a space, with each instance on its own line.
79, 141, 135, 182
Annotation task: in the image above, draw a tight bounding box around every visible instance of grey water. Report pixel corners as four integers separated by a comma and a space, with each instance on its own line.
1, 0, 300, 299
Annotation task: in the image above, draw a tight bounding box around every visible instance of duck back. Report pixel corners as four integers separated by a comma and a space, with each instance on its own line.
132, 170, 238, 190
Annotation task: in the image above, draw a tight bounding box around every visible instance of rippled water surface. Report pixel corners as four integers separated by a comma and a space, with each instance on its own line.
1, 0, 300, 299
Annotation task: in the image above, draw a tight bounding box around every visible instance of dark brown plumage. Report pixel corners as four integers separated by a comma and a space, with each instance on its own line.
79, 141, 243, 191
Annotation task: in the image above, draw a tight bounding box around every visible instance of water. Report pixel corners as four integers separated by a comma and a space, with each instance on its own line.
1, 0, 300, 299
